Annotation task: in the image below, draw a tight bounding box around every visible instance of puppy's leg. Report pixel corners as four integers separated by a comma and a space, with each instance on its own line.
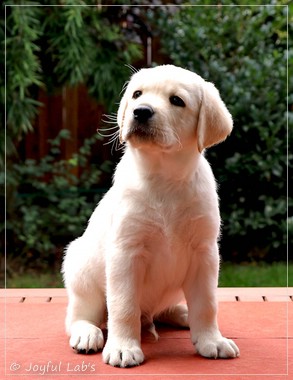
66, 291, 105, 353
156, 304, 189, 328
102, 251, 145, 367
63, 238, 106, 354
184, 244, 240, 359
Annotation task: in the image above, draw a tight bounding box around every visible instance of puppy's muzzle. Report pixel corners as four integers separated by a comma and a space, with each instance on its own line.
133, 105, 154, 123
125, 104, 161, 145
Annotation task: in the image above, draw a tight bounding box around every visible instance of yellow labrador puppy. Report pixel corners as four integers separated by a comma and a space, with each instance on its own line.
62, 65, 240, 367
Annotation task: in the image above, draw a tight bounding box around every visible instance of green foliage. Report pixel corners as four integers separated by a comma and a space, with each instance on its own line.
3, 2, 44, 160
2, 1, 142, 272
149, 3, 291, 260
41, 2, 139, 104
2, 0, 142, 163
2, 130, 107, 267
2, 1, 291, 271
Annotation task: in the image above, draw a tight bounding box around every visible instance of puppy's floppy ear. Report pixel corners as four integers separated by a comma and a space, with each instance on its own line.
197, 81, 233, 152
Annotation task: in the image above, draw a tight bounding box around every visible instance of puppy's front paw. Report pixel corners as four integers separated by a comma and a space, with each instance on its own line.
102, 339, 144, 367
70, 320, 104, 353
195, 334, 239, 359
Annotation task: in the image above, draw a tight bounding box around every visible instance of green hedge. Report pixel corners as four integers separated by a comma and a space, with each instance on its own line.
2, 2, 291, 270
2, 0, 142, 162
3, 131, 109, 269
149, 3, 292, 261
2, 1, 141, 269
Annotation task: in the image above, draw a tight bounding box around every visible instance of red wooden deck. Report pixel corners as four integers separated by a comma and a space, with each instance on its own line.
1, 288, 292, 379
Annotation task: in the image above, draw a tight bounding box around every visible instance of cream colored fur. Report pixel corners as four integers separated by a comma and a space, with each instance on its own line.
62, 65, 239, 367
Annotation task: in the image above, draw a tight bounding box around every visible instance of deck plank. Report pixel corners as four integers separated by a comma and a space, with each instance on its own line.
1, 288, 292, 379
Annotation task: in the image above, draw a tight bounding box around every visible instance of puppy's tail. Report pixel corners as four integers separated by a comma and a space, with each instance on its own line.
148, 322, 159, 341
141, 316, 159, 341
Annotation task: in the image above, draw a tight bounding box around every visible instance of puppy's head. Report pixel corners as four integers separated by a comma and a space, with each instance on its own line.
118, 65, 233, 152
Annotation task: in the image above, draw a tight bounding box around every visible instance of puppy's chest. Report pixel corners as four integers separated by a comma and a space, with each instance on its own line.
139, 193, 198, 248
137, 197, 197, 298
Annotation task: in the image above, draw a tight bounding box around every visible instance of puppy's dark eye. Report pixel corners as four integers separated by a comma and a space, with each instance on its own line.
133, 90, 142, 99
169, 95, 185, 107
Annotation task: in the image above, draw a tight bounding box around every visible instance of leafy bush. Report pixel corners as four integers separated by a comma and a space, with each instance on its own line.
2, 0, 142, 163
3, 130, 108, 271
149, 3, 292, 261
2, 1, 291, 271
1, 1, 142, 273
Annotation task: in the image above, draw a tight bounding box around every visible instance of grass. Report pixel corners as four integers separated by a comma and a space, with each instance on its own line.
5, 271, 64, 288
219, 262, 292, 287
3, 262, 292, 288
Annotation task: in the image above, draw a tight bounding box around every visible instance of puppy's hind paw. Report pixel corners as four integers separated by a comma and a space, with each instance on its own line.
70, 321, 104, 354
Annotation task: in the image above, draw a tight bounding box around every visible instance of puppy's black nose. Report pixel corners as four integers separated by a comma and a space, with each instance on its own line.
133, 105, 154, 123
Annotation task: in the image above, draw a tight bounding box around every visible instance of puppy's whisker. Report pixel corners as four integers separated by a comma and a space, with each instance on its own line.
99, 125, 118, 131
105, 137, 118, 153
98, 129, 119, 138
101, 129, 124, 154
104, 116, 117, 122
108, 131, 120, 141
115, 138, 125, 153
98, 116, 119, 138
125, 64, 138, 74
99, 126, 118, 132
104, 136, 118, 145
102, 121, 117, 126
102, 113, 117, 122
121, 81, 129, 95
99, 134, 118, 140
